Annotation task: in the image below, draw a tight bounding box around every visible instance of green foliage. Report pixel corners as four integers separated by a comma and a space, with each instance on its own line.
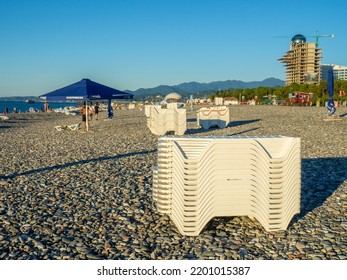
208, 80, 347, 103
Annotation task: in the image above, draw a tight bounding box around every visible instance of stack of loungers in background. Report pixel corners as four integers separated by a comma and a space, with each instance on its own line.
197, 106, 231, 129
153, 135, 301, 236
145, 103, 186, 135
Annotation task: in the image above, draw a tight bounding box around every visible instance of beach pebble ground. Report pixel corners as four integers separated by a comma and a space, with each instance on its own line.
0, 105, 346, 260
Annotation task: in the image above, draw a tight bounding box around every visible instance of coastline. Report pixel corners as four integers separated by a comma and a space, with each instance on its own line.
0, 101, 79, 114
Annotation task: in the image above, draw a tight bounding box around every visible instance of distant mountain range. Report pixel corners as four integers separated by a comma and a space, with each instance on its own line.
126, 77, 285, 98
0, 77, 284, 101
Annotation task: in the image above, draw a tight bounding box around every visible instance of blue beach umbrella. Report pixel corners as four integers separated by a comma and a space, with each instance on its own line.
327, 69, 336, 116
39, 78, 134, 131
39, 78, 133, 102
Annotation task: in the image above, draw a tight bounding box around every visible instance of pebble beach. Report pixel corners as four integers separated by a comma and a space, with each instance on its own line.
0, 105, 346, 260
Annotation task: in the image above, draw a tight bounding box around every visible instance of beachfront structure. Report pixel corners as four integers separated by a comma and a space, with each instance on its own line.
213, 97, 239, 106
321, 64, 347, 81
214, 97, 223, 105
333, 65, 347, 80
279, 34, 322, 85
224, 97, 239, 105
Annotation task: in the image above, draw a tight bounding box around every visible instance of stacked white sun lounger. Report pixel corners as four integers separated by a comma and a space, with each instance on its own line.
145, 104, 186, 135
197, 106, 230, 129
153, 135, 301, 236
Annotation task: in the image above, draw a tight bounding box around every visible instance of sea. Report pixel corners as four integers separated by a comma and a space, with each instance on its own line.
0, 101, 78, 114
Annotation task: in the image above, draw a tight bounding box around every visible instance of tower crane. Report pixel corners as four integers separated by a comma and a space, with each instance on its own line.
306, 30, 334, 47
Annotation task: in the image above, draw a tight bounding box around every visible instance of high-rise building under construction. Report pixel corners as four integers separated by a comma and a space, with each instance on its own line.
278, 34, 322, 85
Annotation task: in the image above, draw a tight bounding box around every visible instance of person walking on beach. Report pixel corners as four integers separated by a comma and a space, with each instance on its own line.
80, 101, 91, 130
44, 102, 49, 112
94, 102, 99, 120
107, 99, 113, 119
89, 102, 94, 121
5, 107, 8, 114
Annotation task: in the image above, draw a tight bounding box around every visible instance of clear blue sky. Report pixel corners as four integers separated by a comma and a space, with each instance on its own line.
1, 0, 346, 96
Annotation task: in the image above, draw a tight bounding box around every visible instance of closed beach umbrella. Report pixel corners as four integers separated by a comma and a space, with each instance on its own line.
327, 69, 336, 116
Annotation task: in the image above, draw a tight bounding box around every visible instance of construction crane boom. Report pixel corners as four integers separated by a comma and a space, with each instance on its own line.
274, 31, 334, 47
306, 31, 334, 47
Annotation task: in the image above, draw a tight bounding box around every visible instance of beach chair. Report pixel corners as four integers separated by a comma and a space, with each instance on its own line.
55, 125, 67, 131
0, 115, 10, 120
153, 135, 301, 236
65, 111, 77, 116
55, 123, 79, 131
68, 123, 80, 130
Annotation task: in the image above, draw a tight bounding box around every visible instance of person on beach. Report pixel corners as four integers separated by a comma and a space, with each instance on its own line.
107, 100, 113, 119
80, 101, 91, 130
89, 102, 94, 121
94, 102, 99, 120
5, 107, 8, 114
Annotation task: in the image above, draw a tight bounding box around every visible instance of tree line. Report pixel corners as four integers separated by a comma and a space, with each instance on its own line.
208, 80, 347, 103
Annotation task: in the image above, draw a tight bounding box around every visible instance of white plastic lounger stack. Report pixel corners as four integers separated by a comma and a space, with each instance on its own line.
152, 135, 301, 236
144, 104, 154, 118
145, 104, 186, 135
197, 106, 230, 129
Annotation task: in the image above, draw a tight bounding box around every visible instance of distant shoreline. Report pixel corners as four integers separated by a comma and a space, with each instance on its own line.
0, 100, 78, 114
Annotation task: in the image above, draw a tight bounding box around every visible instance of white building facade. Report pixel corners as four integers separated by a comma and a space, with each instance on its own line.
321, 64, 347, 81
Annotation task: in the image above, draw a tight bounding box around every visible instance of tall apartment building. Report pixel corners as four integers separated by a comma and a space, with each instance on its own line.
278, 34, 322, 85
321, 64, 347, 81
